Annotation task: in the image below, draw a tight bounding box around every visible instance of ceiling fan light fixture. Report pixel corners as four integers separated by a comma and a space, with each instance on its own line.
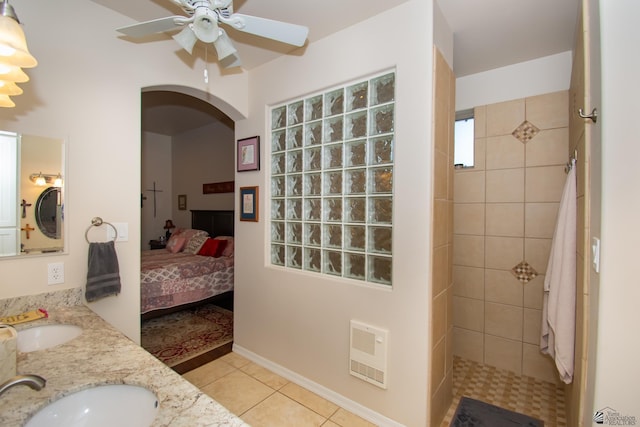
172, 25, 197, 54
212, 29, 236, 60
192, 8, 219, 43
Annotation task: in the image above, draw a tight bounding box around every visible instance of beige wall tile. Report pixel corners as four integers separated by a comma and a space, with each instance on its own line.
486, 135, 525, 170
485, 236, 523, 270
485, 269, 523, 306
487, 98, 525, 137
434, 149, 448, 200
524, 238, 552, 275
525, 128, 569, 167
524, 275, 545, 309
525, 165, 566, 202
454, 170, 485, 203
453, 296, 484, 332
485, 302, 523, 340
474, 105, 486, 138
453, 235, 485, 268
525, 90, 569, 130
453, 265, 484, 299
431, 336, 446, 391
525, 202, 559, 238
453, 327, 484, 363
474, 137, 486, 171
484, 334, 522, 374
433, 245, 448, 296
486, 203, 524, 237
434, 199, 449, 247
523, 308, 542, 344
454, 203, 484, 236
486, 168, 524, 203
432, 289, 447, 342
430, 372, 453, 427
522, 343, 560, 384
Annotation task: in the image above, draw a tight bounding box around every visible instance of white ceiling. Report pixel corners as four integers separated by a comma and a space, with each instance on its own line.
91, 0, 580, 135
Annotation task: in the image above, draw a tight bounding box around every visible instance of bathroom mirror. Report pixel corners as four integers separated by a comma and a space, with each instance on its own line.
0, 131, 66, 257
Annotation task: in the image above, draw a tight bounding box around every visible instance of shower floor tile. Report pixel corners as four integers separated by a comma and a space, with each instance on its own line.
441, 356, 567, 426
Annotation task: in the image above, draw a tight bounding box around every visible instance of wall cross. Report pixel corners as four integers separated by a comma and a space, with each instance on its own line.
145, 181, 163, 218
21, 223, 35, 239
20, 199, 32, 218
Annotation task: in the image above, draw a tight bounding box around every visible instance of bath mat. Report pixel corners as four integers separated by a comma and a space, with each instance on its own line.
141, 303, 233, 374
450, 396, 544, 427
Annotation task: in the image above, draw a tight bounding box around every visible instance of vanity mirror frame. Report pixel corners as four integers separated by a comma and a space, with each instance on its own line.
0, 131, 68, 258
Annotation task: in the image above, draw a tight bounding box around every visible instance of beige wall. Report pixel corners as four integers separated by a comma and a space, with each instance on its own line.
429, 46, 455, 426
452, 91, 569, 384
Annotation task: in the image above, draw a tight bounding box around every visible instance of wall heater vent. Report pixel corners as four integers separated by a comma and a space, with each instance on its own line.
349, 320, 388, 389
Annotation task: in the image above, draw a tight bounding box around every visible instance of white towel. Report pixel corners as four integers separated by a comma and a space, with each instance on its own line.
540, 159, 577, 384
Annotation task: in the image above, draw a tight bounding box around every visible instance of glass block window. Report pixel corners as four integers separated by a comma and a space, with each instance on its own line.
270, 71, 395, 286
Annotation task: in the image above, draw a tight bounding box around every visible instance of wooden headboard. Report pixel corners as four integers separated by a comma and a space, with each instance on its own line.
191, 210, 234, 237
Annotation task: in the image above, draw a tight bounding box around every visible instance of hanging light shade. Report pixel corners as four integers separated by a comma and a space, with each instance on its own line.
172, 25, 197, 54
0, 92, 14, 107
0, 14, 37, 68
213, 29, 236, 60
0, 61, 28, 82
191, 8, 219, 43
0, 79, 21, 95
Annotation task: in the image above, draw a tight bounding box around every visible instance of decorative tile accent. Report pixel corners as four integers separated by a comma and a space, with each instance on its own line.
512, 120, 540, 143
512, 261, 538, 283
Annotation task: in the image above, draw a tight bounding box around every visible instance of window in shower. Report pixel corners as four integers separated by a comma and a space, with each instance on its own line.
454, 109, 474, 168
269, 71, 395, 287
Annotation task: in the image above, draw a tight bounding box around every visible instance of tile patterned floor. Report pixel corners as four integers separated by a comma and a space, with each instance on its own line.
183, 352, 377, 427
183, 353, 567, 426
441, 356, 567, 427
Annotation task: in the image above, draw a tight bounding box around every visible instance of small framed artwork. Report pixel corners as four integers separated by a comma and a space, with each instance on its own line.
237, 136, 260, 172
178, 194, 187, 210
239, 186, 259, 222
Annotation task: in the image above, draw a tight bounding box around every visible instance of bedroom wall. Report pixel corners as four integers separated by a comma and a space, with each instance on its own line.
171, 121, 235, 227
0, 0, 248, 341
141, 131, 172, 250
233, 1, 434, 425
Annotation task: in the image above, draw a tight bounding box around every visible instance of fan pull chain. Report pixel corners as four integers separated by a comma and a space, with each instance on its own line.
204, 47, 209, 84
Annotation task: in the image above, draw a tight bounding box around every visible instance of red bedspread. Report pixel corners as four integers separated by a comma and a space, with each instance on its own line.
140, 250, 234, 314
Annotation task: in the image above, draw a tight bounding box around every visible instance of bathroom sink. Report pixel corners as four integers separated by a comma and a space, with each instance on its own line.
17, 324, 83, 352
25, 384, 159, 427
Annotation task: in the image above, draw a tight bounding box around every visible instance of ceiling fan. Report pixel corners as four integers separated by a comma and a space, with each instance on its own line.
116, 0, 309, 68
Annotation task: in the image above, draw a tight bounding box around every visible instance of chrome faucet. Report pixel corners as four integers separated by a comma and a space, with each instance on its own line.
0, 374, 46, 397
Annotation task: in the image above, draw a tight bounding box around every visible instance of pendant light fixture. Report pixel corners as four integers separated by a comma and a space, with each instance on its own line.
0, 0, 37, 108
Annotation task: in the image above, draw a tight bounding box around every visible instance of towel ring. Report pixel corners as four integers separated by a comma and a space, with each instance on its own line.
85, 217, 118, 243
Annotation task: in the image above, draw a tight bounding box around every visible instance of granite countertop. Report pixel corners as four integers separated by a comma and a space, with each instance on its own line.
0, 305, 249, 427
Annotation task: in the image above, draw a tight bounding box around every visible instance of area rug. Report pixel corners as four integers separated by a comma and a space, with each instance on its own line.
450, 396, 544, 427
141, 303, 233, 374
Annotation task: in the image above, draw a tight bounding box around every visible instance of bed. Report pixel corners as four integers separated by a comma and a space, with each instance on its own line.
140, 210, 234, 319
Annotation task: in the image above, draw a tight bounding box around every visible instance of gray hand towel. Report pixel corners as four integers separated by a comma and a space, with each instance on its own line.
85, 241, 121, 302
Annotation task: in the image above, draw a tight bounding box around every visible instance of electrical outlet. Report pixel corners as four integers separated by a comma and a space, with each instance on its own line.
47, 262, 64, 285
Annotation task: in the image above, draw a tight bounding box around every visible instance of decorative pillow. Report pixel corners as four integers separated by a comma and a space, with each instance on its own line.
166, 235, 186, 253
213, 236, 234, 257
197, 238, 228, 257
184, 233, 209, 254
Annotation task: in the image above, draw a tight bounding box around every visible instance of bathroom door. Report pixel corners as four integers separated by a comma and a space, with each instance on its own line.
568, 0, 601, 424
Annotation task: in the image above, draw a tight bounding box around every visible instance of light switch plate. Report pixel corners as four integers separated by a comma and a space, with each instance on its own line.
107, 222, 129, 242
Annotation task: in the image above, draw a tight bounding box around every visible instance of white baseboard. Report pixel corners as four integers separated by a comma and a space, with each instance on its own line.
232, 344, 405, 427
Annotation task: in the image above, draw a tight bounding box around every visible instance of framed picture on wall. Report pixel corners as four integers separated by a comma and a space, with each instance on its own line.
239, 186, 259, 222
178, 194, 187, 210
237, 136, 260, 172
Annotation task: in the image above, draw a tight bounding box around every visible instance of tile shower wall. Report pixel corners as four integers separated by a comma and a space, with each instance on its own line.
452, 91, 569, 384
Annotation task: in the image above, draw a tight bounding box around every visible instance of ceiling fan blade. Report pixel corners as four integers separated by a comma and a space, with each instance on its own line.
117, 16, 188, 38
223, 14, 308, 47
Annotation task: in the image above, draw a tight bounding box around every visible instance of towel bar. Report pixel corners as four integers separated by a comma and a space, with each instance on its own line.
85, 217, 118, 243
